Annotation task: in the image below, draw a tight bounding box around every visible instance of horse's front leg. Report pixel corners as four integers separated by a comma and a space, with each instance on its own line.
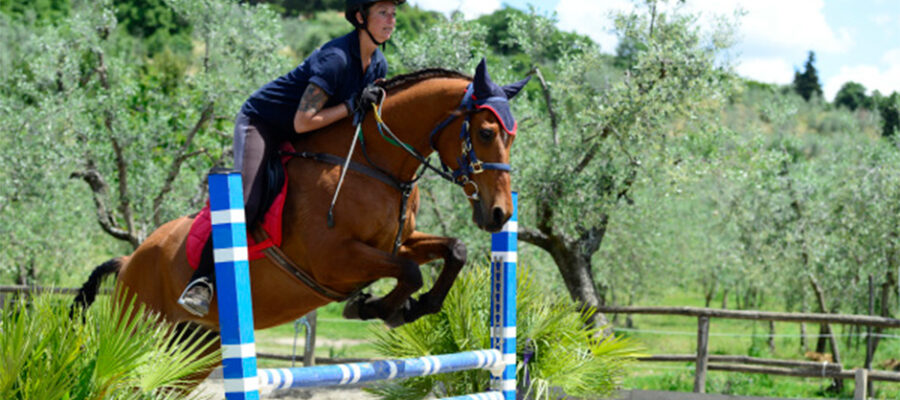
394, 231, 467, 324
334, 240, 424, 325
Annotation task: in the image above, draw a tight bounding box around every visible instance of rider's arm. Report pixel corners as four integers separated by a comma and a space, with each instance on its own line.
293, 83, 350, 134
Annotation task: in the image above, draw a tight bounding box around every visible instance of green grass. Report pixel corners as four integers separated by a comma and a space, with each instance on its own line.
249, 287, 900, 398
254, 302, 384, 368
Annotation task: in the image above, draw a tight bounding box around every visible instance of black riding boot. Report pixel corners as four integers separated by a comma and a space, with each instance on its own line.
178, 239, 215, 316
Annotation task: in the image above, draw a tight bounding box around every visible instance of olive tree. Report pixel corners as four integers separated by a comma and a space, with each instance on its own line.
1, 0, 287, 283
508, 2, 738, 326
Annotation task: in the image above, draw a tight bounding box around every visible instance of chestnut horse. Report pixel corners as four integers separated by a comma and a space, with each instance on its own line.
74, 60, 528, 339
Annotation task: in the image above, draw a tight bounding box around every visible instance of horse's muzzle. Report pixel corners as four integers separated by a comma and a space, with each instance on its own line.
472, 201, 511, 233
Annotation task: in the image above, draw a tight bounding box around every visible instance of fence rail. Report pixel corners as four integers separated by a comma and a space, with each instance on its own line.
0, 285, 84, 295
599, 305, 900, 399
598, 305, 900, 328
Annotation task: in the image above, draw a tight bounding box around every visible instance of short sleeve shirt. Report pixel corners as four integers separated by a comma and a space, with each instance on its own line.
240, 30, 388, 138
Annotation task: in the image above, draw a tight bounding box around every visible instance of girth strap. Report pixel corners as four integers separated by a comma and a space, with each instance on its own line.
251, 228, 350, 302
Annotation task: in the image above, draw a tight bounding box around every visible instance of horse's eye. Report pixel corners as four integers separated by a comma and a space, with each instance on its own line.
478, 129, 495, 142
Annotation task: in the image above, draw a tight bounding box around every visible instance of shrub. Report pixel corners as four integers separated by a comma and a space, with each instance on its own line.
367, 264, 644, 400
0, 292, 219, 399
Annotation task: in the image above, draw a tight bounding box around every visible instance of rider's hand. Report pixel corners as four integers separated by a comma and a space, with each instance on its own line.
347, 85, 384, 126
356, 85, 384, 112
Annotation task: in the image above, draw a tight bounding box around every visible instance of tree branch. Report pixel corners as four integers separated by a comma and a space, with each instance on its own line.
529, 66, 558, 145
518, 226, 552, 249
70, 164, 139, 247
577, 214, 609, 256
153, 102, 215, 226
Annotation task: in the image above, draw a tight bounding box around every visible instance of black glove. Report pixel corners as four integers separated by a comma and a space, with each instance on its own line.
357, 85, 384, 111
346, 85, 384, 126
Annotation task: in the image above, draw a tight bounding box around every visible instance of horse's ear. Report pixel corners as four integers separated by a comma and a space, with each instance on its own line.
503, 76, 531, 100
473, 58, 494, 97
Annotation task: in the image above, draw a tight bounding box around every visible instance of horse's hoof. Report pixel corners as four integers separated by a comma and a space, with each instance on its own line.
384, 297, 420, 329
384, 311, 407, 328
342, 292, 374, 320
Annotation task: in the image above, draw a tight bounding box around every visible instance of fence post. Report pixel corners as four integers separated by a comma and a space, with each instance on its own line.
209, 169, 260, 400
854, 368, 867, 400
694, 315, 710, 393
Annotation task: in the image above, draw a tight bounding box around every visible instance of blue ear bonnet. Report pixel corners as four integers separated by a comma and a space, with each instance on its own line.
466, 58, 531, 136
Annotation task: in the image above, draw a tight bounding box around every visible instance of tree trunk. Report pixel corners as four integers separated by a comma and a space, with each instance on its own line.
768, 321, 776, 353
721, 288, 728, 309
871, 270, 896, 359
551, 247, 611, 330
800, 298, 808, 353
520, 209, 612, 334
809, 275, 843, 392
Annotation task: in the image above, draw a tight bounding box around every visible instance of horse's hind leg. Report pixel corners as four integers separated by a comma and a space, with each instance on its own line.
334, 240, 424, 325
394, 231, 467, 324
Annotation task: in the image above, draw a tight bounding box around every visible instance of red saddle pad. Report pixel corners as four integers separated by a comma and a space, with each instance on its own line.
186, 143, 294, 269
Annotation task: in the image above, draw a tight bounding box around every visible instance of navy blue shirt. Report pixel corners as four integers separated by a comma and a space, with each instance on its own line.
240, 30, 388, 137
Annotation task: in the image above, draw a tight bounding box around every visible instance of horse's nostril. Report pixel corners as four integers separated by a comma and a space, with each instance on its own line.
492, 206, 505, 225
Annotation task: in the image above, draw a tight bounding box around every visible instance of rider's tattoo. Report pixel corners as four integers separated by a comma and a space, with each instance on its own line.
298, 84, 327, 114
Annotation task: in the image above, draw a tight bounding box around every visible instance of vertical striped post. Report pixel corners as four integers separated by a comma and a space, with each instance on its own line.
209, 169, 260, 400
490, 192, 517, 400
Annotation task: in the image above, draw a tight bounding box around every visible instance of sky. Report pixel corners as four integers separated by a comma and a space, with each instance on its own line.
406, 0, 900, 100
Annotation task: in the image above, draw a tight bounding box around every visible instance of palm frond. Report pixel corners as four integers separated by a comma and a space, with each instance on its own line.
368, 263, 645, 399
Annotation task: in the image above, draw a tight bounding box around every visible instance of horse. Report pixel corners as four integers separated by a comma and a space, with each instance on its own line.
72, 59, 529, 377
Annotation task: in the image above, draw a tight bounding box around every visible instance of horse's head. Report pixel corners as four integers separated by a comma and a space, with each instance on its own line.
433, 59, 530, 232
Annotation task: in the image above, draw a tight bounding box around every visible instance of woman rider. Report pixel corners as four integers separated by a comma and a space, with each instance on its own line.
178, 0, 404, 317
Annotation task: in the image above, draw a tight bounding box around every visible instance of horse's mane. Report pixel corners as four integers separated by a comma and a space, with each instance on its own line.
379, 68, 472, 92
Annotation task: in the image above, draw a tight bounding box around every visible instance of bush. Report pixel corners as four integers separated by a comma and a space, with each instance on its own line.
0, 292, 219, 399
367, 264, 644, 400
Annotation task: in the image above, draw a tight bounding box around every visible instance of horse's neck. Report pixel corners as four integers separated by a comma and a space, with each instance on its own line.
362, 79, 469, 181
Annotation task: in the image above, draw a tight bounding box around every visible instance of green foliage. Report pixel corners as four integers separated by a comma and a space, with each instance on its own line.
387, 12, 488, 73
112, 0, 191, 54
0, 0, 71, 25
0, 292, 219, 399
793, 51, 822, 101
282, 10, 349, 60
877, 91, 900, 137
368, 265, 643, 399
514, 1, 738, 244
834, 81, 870, 111
394, 4, 442, 39
243, 0, 343, 17
0, 0, 290, 283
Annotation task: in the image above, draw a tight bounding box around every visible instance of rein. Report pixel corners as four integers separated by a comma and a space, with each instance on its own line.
282, 84, 513, 255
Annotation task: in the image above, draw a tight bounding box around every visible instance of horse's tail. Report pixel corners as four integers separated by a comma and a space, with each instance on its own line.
71, 257, 123, 314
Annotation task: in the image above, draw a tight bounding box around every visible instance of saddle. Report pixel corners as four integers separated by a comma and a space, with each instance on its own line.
186, 143, 292, 269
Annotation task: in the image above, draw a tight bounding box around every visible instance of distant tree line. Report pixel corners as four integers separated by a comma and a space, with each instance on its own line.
793, 50, 899, 137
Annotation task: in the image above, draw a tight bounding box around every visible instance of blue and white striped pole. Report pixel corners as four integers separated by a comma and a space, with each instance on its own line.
490, 192, 517, 400
260, 349, 502, 389
209, 169, 259, 400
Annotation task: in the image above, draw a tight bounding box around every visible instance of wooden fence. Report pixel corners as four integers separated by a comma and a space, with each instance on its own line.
598, 305, 900, 399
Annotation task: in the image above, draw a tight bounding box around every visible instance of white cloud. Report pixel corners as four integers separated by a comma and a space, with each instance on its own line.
555, 0, 633, 53
872, 14, 893, 28
822, 49, 900, 99
407, 0, 501, 19
554, 0, 854, 86
735, 57, 795, 84
687, 0, 853, 54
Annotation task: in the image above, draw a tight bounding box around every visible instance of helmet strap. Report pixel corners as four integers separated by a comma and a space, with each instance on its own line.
357, 9, 387, 47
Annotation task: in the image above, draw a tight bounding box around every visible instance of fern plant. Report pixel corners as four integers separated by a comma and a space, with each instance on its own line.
368, 264, 644, 400
0, 291, 219, 400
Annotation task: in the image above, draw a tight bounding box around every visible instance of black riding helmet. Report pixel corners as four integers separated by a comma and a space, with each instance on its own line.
345, 0, 405, 45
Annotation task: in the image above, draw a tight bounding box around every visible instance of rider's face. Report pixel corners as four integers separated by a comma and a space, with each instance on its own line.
361, 2, 396, 43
